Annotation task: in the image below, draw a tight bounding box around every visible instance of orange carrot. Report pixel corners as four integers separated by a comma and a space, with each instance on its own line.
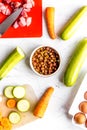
0, 125, 3, 130
0, 112, 2, 121
6, 99, 16, 108
3, 123, 12, 130
33, 87, 54, 118
1, 117, 12, 128
0, 113, 12, 130
45, 7, 56, 39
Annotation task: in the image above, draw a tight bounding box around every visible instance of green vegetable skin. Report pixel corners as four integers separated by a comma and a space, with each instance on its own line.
9, 111, 21, 124
64, 38, 87, 87
0, 47, 25, 80
60, 6, 87, 40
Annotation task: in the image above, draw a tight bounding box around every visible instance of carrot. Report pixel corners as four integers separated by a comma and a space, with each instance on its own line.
0, 112, 2, 121
6, 99, 16, 108
33, 87, 54, 118
45, 7, 56, 39
0, 125, 3, 130
1, 117, 12, 128
0, 113, 12, 130
3, 123, 12, 130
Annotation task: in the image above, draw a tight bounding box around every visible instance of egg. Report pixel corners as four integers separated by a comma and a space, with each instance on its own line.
85, 119, 87, 127
79, 101, 87, 113
74, 112, 86, 124
84, 91, 87, 100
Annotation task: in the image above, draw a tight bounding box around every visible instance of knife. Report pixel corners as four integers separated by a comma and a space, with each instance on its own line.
0, 7, 23, 37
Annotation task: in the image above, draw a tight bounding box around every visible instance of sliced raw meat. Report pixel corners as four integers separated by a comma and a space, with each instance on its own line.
26, 17, 32, 26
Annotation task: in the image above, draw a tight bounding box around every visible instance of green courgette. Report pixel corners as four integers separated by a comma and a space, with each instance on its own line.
17, 99, 30, 112
60, 6, 87, 40
0, 47, 25, 80
9, 111, 21, 124
13, 86, 25, 99
3, 86, 14, 98
64, 38, 87, 87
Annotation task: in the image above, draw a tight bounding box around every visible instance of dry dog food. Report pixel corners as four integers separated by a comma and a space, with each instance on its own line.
32, 46, 60, 75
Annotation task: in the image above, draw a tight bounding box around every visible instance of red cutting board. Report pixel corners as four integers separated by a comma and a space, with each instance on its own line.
1, 0, 42, 38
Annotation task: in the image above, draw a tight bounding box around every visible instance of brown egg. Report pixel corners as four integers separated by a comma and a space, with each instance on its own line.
79, 101, 87, 113
85, 119, 87, 127
74, 112, 86, 124
84, 91, 87, 100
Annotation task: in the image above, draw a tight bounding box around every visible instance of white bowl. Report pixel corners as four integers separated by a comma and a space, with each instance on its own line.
30, 46, 60, 77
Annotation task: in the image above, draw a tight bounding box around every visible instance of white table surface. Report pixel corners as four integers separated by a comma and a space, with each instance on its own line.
0, 0, 87, 130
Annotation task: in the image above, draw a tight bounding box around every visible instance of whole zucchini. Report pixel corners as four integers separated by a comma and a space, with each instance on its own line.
60, 6, 87, 40
64, 38, 87, 87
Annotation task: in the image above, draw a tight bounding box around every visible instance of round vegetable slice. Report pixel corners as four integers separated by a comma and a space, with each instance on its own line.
6, 99, 16, 108
3, 86, 14, 98
13, 86, 25, 99
17, 99, 30, 112
9, 111, 21, 124
1, 117, 12, 128
0, 125, 3, 130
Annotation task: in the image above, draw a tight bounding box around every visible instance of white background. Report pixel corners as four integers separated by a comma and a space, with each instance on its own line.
0, 0, 87, 130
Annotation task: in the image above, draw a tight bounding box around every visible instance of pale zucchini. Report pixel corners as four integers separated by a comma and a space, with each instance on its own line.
13, 86, 25, 99
4, 86, 14, 98
17, 99, 30, 112
0, 47, 25, 80
9, 111, 21, 124
60, 6, 87, 40
64, 38, 87, 87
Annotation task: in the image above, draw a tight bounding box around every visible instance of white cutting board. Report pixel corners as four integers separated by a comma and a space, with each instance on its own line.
69, 73, 87, 130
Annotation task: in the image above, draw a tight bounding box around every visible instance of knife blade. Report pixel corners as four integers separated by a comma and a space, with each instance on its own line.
0, 7, 23, 37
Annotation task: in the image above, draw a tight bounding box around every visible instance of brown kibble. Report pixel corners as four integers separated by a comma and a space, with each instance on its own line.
79, 101, 87, 113
74, 112, 86, 124
32, 46, 60, 75
33, 62, 37, 66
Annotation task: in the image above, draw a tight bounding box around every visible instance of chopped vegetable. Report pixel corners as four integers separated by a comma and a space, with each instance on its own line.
0, 125, 3, 130
6, 99, 16, 108
0, 47, 25, 80
8, 111, 21, 124
13, 86, 25, 99
45, 7, 56, 39
1, 117, 12, 128
17, 99, 30, 112
0, 112, 2, 121
3, 86, 14, 98
0, 112, 12, 130
33, 87, 54, 118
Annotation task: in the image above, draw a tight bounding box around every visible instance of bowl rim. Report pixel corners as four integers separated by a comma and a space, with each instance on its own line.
29, 45, 61, 77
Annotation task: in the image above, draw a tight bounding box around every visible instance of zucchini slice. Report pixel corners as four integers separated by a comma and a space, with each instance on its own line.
17, 99, 30, 112
9, 111, 21, 124
4, 86, 14, 98
13, 86, 25, 99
